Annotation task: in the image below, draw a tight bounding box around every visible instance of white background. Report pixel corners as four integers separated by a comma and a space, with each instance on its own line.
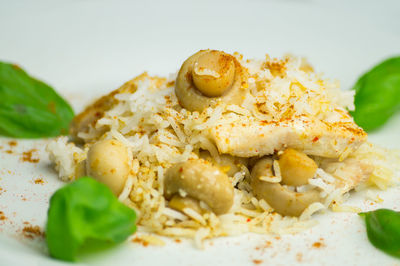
0, 0, 399, 265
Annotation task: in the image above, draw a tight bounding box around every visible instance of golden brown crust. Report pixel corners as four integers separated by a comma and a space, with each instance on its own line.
210, 113, 367, 159
70, 73, 166, 141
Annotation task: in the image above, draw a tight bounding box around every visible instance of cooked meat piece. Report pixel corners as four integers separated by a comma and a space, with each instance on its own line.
321, 157, 374, 192
209, 112, 367, 159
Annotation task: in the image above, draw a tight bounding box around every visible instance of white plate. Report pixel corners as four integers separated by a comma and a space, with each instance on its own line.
0, 0, 400, 265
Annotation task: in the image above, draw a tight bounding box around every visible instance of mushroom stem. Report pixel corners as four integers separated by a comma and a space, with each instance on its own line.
199, 150, 248, 177
251, 158, 320, 217
168, 195, 204, 214
278, 148, 318, 186
164, 159, 234, 215
192, 51, 236, 97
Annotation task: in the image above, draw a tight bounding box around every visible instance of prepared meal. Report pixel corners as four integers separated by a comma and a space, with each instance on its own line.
47, 50, 400, 245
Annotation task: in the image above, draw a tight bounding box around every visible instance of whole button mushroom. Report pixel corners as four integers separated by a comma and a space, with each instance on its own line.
86, 139, 130, 196
168, 195, 204, 214
251, 157, 320, 217
175, 50, 247, 112
164, 159, 234, 215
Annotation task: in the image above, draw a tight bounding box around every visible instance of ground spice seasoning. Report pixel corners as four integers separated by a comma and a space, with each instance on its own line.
21, 149, 40, 163
8, 141, 17, 147
132, 237, 149, 247
34, 178, 45, 185
22, 225, 44, 239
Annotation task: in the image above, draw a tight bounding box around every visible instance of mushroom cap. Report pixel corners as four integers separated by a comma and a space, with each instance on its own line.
86, 139, 130, 196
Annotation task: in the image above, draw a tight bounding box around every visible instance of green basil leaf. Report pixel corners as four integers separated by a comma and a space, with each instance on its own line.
0, 62, 74, 138
350, 56, 400, 132
359, 209, 400, 258
46, 177, 137, 261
